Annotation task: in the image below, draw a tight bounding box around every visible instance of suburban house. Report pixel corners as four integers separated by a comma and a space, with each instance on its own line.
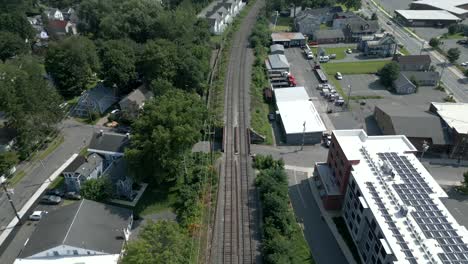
395, 10, 461, 27
119, 85, 153, 120
270, 44, 285, 55
61, 7, 79, 23
47, 20, 77, 38
342, 17, 379, 42
62, 153, 104, 192
313, 29, 345, 44
107, 158, 134, 200
401, 71, 439, 86
87, 131, 130, 162
360, 33, 397, 57
0, 127, 16, 153
197, 0, 244, 35
14, 199, 133, 264
393, 72, 417, 94
72, 84, 119, 118
294, 11, 321, 37
44, 8, 64, 21
393, 54, 431, 71
374, 104, 450, 152
430, 102, 468, 158
265, 54, 290, 72
271, 32, 306, 47
332, 11, 356, 29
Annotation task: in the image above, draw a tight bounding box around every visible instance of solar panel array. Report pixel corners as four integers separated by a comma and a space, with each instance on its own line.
378, 152, 468, 263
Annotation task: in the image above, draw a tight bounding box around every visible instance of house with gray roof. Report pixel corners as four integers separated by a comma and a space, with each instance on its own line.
313, 29, 345, 44
374, 104, 450, 152
393, 72, 417, 94
15, 199, 132, 264
342, 16, 379, 42
393, 54, 432, 71
401, 71, 439, 86
360, 33, 397, 57
88, 131, 130, 162
119, 85, 153, 120
270, 44, 285, 55
71, 84, 119, 118
62, 153, 103, 192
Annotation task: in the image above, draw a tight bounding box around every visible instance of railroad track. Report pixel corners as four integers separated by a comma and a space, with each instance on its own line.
209, 0, 264, 263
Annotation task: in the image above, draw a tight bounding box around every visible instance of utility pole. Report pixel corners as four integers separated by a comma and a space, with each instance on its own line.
300, 121, 306, 151
438, 61, 447, 87
419, 39, 425, 55
273, 11, 279, 30
346, 84, 352, 109
0, 176, 22, 224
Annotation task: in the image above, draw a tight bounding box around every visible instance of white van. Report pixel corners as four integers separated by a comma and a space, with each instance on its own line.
319, 56, 330, 63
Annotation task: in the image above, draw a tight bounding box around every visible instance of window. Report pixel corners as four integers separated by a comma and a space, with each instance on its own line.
53, 251, 59, 256
371, 219, 377, 231
371, 255, 376, 264
359, 203, 364, 213
355, 189, 361, 197
366, 242, 370, 251
354, 227, 358, 234
352, 212, 356, 219
351, 179, 356, 190
374, 243, 379, 253
357, 215, 361, 224
73, 250, 78, 255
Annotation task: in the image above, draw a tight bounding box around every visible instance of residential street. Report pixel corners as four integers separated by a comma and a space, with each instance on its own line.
363, 0, 468, 102
0, 119, 98, 240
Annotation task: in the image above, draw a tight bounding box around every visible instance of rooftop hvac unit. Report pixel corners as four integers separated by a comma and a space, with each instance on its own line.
398, 205, 408, 216
381, 160, 393, 175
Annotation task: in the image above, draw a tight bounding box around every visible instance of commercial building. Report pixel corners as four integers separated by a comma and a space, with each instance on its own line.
265, 54, 290, 72
374, 105, 449, 152
410, 0, 468, 19
395, 10, 462, 27
270, 44, 285, 55
271, 32, 306, 47
314, 129, 468, 263
274, 86, 326, 145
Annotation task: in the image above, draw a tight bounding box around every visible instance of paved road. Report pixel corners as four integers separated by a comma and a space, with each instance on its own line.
287, 168, 348, 264
0, 119, 97, 245
364, 0, 468, 102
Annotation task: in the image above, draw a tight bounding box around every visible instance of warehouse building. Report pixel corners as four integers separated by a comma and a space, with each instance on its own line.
410, 0, 468, 19
271, 32, 306, 47
265, 54, 290, 72
274, 86, 326, 145
314, 129, 468, 263
395, 10, 462, 27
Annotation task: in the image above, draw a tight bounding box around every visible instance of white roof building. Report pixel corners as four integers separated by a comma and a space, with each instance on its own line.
395, 10, 462, 21
274, 86, 326, 144
411, 0, 468, 18
430, 102, 468, 134
333, 130, 468, 263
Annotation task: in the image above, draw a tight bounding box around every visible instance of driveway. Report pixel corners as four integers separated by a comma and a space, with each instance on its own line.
287, 168, 348, 264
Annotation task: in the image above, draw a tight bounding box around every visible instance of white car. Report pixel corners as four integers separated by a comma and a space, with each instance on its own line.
346, 48, 352, 54
29, 211, 47, 221
335, 72, 343, 80
110, 109, 120, 114
461, 62, 468, 67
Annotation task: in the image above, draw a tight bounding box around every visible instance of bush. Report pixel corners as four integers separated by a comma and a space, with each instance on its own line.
80, 177, 113, 202
447, 48, 461, 63
429, 38, 440, 48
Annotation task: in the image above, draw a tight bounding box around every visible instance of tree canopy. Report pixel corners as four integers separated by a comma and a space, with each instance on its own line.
447, 48, 461, 63
0, 31, 28, 62
125, 89, 207, 183
45, 36, 100, 97
80, 177, 113, 202
379, 62, 400, 88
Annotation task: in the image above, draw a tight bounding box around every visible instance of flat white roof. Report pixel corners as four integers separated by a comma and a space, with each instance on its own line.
412, 0, 468, 15
395, 10, 461, 21
334, 129, 468, 263
274, 86, 326, 134
431, 102, 468, 134
14, 254, 120, 264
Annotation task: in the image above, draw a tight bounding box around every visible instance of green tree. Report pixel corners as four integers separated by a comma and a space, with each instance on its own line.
0, 56, 63, 157
447, 48, 461, 63
0, 31, 28, 61
429, 37, 441, 48
464, 69, 468, 78
338, 0, 361, 10
122, 221, 191, 264
125, 89, 207, 183
448, 24, 461, 35
379, 62, 400, 88
98, 39, 137, 94
139, 39, 178, 83
80, 177, 113, 201
0, 152, 19, 177
0, 13, 34, 40
45, 36, 100, 98
371, 12, 378, 20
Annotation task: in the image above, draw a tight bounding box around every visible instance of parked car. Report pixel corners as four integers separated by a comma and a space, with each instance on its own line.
45, 189, 64, 197
335, 72, 343, 80
110, 109, 120, 114
64, 192, 82, 200
329, 54, 336, 59
268, 113, 275, 121
386, 21, 392, 25
360, 100, 367, 106
29, 211, 47, 221
461, 62, 468, 67
456, 39, 468, 45
40, 195, 62, 205
319, 56, 330, 63
346, 48, 352, 54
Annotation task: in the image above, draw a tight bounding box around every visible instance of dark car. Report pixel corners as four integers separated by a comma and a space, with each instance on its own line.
456, 39, 468, 45
40, 195, 62, 205
64, 192, 82, 200
45, 189, 64, 197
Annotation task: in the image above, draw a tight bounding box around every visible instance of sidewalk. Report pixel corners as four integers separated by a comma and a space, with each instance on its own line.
0, 154, 78, 248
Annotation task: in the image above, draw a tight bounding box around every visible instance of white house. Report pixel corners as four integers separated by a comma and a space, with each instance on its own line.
14, 200, 133, 264
62, 153, 104, 192
198, 0, 245, 35
44, 8, 64, 21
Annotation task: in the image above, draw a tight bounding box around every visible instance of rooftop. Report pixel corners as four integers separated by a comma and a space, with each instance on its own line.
274, 86, 326, 134
333, 129, 468, 263
64, 153, 103, 177
271, 32, 306, 42
411, 0, 468, 16
394, 54, 431, 65
266, 54, 289, 70
119, 85, 153, 107
19, 199, 132, 258
395, 10, 462, 21
14, 255, 119, 264
270, 44, 285, 53
314, 29, 345, 39
88, 131, 130, 154
431, 102, 468, 134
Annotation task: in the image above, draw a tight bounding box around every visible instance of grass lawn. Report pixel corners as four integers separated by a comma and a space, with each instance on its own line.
32, 135, 65, 162
311, 46, 354, 60
49, 176, 64, 189
291, 223, 315, 264
327, 74, 345, 97
319, 23, 331, 29
134, 182, 177, 216
333, 217, 362, 264
272, 16, 292, 32
442, 32, 465, 39
8, 170, 26, 186
399, 47, 410, 55
322, 60, 389, 74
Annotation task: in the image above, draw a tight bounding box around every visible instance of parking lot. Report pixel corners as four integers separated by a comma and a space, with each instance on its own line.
441, 39, 468, 65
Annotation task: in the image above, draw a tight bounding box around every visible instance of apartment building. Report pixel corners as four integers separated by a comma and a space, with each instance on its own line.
314, 130, 468, 263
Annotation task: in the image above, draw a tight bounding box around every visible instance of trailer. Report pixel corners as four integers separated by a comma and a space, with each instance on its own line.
315, 68, 328, 83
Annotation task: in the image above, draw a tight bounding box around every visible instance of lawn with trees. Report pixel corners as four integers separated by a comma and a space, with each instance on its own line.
379, 61, 400, 88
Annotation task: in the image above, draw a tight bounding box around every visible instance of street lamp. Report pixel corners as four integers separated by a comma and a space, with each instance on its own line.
421, 141, 429, 161
0, 175, 22, 224
346, 84, 352, 108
